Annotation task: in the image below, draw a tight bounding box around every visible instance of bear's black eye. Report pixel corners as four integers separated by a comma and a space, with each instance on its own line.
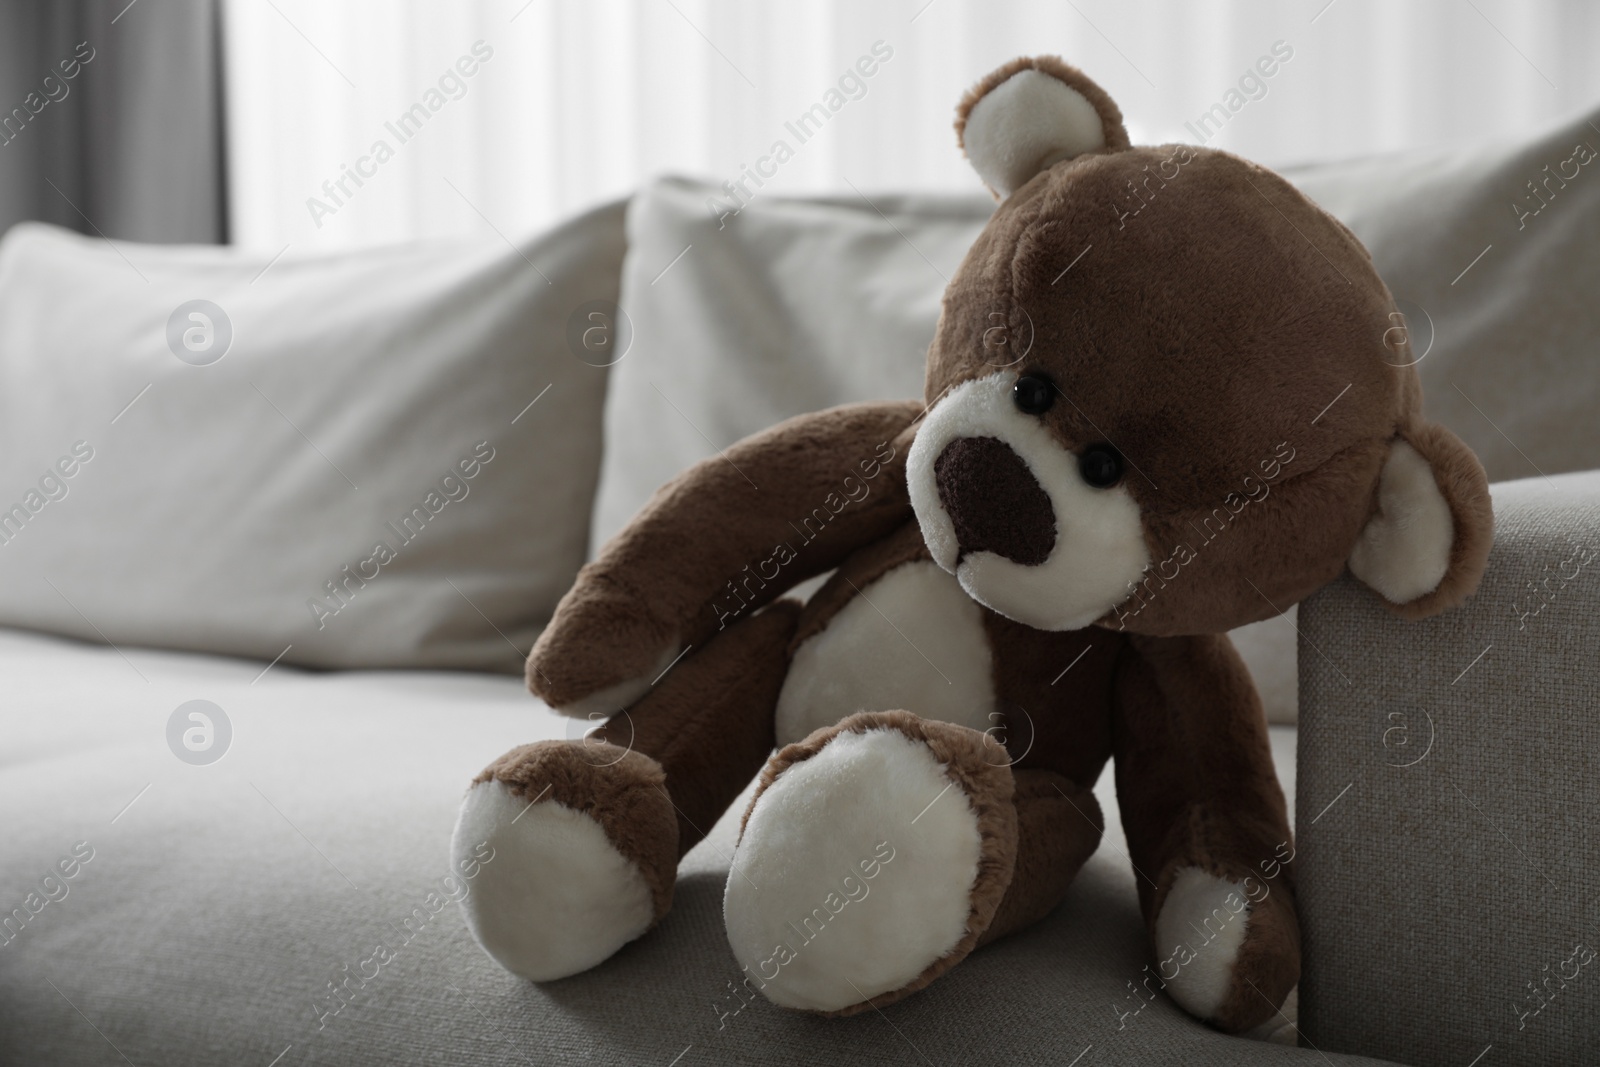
1079, 444, 1123, 488
1012, 374, 1054, 416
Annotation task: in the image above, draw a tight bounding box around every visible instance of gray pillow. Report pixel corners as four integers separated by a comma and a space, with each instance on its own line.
0, 201, 625, 672
1284, 103, 1600, 483
591, 179, 991, 550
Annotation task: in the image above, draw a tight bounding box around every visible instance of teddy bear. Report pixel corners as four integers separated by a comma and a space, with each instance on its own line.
451, 56, 1493, 1033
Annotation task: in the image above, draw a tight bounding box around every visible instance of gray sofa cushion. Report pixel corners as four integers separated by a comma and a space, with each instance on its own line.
0, 202, 624, 675
1297, 469, 1600, 1066
0, 628, 1392, 1066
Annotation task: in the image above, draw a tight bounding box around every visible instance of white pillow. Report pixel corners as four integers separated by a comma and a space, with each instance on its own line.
0, 202, 625, 672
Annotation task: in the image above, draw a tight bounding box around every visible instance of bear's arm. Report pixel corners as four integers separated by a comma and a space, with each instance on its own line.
527, 399, 923, 714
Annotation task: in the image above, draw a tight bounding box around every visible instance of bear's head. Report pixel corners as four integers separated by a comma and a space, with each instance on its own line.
906, 57, 1493, 635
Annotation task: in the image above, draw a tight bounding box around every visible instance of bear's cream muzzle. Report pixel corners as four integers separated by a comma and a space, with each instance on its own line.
906, 372, 1151, 631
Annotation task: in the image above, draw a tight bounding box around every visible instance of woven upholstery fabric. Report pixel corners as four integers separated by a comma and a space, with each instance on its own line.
1298, 469, 1600, 1066
0, 627, 1397, 1066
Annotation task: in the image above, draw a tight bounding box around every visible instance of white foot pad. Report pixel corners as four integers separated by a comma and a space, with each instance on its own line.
724, 728, 982, 1011
1153, 866, 1252, 1019
453, 779, 653, 981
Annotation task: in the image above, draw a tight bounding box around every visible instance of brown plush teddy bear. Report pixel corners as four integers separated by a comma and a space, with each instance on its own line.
452, 56, 1493, 1033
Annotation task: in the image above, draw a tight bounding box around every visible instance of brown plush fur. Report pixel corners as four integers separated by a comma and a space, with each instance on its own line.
479, 56, 1497, 1035
596, 599, 800, 857
983, 608, 1120, 787
527, 400, 922, 709
924, 140, 1473, 632
978, 771, 1104, 946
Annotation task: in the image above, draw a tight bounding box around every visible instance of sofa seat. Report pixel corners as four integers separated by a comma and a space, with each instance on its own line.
0, 625, 1397, 1066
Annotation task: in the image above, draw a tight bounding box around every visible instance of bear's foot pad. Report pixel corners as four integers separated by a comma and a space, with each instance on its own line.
724, 711, 1016, 1013
453, 740, 677, 981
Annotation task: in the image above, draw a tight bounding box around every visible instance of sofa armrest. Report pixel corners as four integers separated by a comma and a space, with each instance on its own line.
1296, 468, 1600, 1067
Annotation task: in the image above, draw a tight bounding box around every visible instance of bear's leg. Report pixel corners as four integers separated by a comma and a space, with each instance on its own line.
1113, 633, 1299, 1034
723, 710, 1021, 1015
977, 770, 1103, 946
453, 601, 800, 981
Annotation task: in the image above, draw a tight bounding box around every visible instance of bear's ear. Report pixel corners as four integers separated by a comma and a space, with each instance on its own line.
955, 56, 1131, 200
1347, 423, 1494, 619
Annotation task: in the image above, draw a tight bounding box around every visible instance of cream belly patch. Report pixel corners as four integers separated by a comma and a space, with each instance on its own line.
775, 560, 996, 746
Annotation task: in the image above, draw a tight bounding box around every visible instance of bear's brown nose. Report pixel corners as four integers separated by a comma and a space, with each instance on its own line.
933, 436, 1056, 565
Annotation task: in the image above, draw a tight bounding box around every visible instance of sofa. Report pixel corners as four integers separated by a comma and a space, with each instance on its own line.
1, 100, 1597, 1065
1298, 469, 1600, 1067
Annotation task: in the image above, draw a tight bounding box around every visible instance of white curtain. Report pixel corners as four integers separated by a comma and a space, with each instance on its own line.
224, 0, 1600, 251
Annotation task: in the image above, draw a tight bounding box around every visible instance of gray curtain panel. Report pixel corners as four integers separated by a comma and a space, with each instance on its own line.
0, 0, 226, 244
